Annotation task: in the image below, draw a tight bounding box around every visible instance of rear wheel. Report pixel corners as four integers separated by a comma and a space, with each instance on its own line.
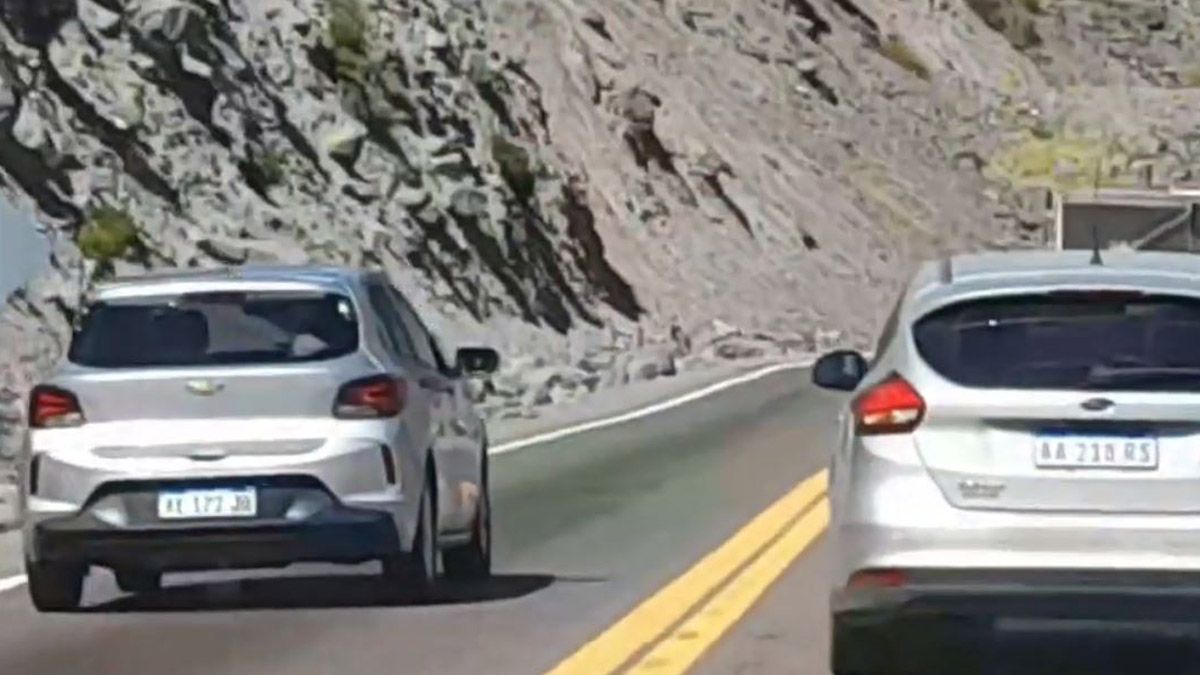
114, 568, 162, 594
443, 474, 491, 580
382, 470, 439, 598
26, 558, 84, 612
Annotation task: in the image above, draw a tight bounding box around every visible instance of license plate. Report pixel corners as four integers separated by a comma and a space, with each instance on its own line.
1034, 434, 1159, 470
157, 487, 258, 520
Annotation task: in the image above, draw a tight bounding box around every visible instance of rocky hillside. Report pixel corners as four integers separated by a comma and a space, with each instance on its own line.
4, 0, 1200, 462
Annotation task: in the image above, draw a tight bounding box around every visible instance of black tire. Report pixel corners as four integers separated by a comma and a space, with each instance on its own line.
443, 468, 491, 580
114, 569, 162, 594
382, 469, 439, 598
26, 558, 84, 612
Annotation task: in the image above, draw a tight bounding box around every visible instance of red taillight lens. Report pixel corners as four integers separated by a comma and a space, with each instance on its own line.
28, 385, 85, 429
853, 375, 924, 435
334, 375, 406, 419
848, 569, 909, 589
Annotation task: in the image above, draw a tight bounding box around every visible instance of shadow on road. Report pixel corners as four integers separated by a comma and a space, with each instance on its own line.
85, 573, 559, 613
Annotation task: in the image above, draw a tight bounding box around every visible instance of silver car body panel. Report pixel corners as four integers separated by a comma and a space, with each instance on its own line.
830, 250, 1200, 613
22, 265, 487, 564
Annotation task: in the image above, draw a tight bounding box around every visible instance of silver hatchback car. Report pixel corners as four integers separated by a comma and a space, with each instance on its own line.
813, 250, 1200, 674
20, 265, 499, 611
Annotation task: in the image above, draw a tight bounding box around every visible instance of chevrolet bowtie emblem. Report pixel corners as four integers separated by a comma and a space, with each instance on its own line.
186, 380, 224, 396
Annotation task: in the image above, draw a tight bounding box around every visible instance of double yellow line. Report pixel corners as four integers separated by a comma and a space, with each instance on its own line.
545, 470, 830, 675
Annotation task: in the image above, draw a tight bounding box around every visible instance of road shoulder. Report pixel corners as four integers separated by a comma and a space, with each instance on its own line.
487, 357, 801, 447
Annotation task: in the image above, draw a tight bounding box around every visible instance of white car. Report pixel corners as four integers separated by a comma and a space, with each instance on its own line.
22, 265, 499, 611
813, 250, 1200, 674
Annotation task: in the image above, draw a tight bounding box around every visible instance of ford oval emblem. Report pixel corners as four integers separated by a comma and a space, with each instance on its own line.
1081, 397, 1114, 412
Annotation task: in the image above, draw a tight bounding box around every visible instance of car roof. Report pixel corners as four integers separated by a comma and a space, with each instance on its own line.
908, 250, 1200, 315
94, 265, 372, 300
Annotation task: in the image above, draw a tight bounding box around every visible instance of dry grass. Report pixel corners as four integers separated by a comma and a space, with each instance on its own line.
878, 36, 930, 80
985, 132, 1135, 191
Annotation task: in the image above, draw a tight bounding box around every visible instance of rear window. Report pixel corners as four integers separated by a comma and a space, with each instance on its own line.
69, 290, 359, 368
914, 292, 1200, 391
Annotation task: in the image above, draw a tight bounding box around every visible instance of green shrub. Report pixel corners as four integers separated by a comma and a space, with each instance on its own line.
491, 135, 536, 201
878, 36, 930, 80
78, 207, 140, 263
328, 0, 367, 53
328, 0, 370, 82
258, 151, 287, 186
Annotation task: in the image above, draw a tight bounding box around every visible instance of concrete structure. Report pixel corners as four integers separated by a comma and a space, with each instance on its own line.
1054, 186, 1200, 252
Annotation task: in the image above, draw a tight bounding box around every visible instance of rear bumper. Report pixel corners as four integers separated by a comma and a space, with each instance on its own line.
26, 476, 406, 571
31, 504, 401, 572
832, 571, 1200, 675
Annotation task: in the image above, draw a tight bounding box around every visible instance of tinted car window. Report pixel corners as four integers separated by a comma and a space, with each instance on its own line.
914, 292, 1200, 391
366, 282, 417, 358
69, 291, 358, 368
388, 287, 438, 368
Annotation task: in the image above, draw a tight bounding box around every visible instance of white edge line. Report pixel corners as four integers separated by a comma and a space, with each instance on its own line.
489, 358, 815, 456
0, 358, 817, 594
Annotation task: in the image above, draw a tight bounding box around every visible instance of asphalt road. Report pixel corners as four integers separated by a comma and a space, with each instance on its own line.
0, 368, 839, 675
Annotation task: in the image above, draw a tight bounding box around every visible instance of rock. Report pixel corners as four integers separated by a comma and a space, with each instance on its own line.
692, 319, 742, 347
518, 365, 583, 408
321, 119, 368, 161
0, 81, 15, 116
498, 406, 538, 420
196, 237, 249, 264
626, 348, 677, 382
12, 95, 48, 150
582, 9, 610, 40
577, 351, 615, 374
0, 481, 18, 528
712, 338, 767, 360
580, 371, 602, 392
180, 47, 215, 79
78, 0, 121, 36
622, 88, 659, 126
1, 0, 75, 47
603, 352, 635, 389
449, 187, 489, 219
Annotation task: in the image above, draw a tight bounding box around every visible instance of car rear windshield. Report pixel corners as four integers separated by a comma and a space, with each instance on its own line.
69, 290, 359, 368
913, 291, 1200, 391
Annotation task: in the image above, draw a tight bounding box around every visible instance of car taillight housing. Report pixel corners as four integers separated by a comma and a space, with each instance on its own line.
28, 385, 86, 429
334, 375, 405, 419
853, 375, 924, 435
848, 568, 908, 589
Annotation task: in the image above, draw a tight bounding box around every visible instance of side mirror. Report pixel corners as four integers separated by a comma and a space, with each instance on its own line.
812, 350, 868, 392
456, 347, 500, 375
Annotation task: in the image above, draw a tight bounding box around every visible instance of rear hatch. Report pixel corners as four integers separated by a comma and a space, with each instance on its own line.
45, 287, 367, 456
910, 289, 1200, 514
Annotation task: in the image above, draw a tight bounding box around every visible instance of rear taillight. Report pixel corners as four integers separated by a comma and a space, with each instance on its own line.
848, 568, 908, 589
853, 375, 924, 435
334, 375, 406, 419
28, 385, 85, 429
